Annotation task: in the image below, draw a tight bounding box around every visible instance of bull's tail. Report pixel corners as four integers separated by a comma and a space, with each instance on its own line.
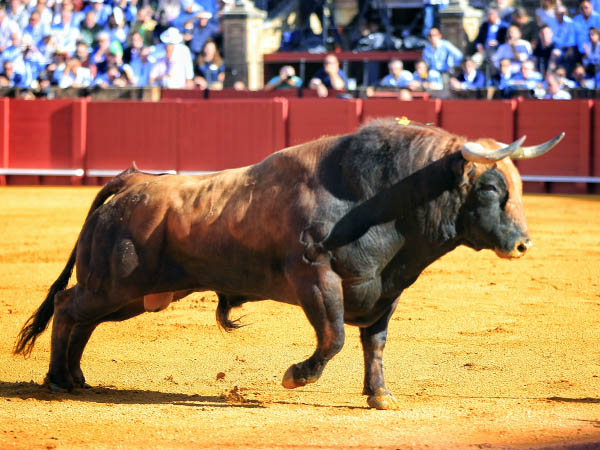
13, 164, 140, 357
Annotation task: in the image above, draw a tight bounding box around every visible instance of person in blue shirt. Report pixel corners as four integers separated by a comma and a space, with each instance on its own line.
422, 27, 463, 74
309, 54, 347, 91
50, 5, 80, 56
573, 0, 600, 53
23, 11, 50, 47
508, 59, 543, 90
450, 57, 485, 90
474, 7, 508, 55
188, 11, 219, 57
265, 65, 302, 90
547, 4, 577, 70
81, 0, 113, 28
379, 58, 413, 88
124, 46, 154, 86
410, 59, 443, 91
0, 60, 25, 87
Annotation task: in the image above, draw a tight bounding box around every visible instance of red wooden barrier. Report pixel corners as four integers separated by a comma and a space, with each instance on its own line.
86, 101, 180, 174
361, 98, 440, 126
177, 99, 287, 171
440, 100, 515, 143
161, 89, 206, 100
516, 99, 592, 193
287, 98, 362, 147
2, 99, 86, 185
593, 101, 600, 194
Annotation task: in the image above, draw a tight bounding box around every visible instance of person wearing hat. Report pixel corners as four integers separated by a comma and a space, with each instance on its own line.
149, 26, 194, 88
188, 9, 218, 56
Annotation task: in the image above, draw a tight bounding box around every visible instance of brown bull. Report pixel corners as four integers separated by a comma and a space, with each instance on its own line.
14, 118, 563, 409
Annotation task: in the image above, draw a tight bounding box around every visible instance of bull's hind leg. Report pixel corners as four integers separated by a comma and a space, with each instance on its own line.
67, 299, 146, 388
46, 287, 78, 391
360, 299, 399, 410
282, 262, 345, 389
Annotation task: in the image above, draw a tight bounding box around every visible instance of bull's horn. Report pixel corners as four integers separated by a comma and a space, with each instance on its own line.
510, 132, 565, 159
461, 136, 527, 163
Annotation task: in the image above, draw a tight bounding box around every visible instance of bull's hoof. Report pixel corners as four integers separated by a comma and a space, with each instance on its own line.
72, 373, 91, 389
43, 374, 74, 393
281, 365, 317, 389
366, 389, 399, 410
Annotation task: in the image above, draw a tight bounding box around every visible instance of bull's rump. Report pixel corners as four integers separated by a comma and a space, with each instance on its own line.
75, 148, 332, 302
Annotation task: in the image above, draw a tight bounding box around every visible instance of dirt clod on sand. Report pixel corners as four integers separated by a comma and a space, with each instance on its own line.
0, 187, 599, 449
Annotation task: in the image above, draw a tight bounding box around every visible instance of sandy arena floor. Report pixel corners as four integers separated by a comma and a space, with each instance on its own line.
0, 186, 598, 449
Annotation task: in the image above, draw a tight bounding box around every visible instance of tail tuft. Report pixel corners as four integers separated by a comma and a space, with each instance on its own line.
216, 294, 245, 332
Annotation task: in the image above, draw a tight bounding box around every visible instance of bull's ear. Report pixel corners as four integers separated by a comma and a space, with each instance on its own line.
450, 155, 475, 189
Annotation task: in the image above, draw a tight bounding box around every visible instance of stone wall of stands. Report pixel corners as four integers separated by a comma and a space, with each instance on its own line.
0, 96, 597, 193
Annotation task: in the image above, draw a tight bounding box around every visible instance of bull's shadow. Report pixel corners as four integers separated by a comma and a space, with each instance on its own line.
0, 380, 264, 408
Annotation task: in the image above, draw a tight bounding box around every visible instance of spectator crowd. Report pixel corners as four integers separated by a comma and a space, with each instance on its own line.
1, 0, 600, 99
0, 0, 230, 92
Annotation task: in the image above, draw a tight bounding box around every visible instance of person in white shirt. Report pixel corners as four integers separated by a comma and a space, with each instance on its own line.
543, 70, 572, 99
149, 27, 194, 89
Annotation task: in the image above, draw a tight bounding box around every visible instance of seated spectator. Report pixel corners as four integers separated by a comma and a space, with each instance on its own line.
51, 4, 81, 56
149, 27, 194, 88
409, 59, 443, 91
124, 45, 154, 86
81, 0, 113, 28
28, 0, 53, 27
128, 6, 157, 47
265, 65, 302, 90
7, 0, 28, 30
95, 63, 129, 87
3, 32, 27, 75
0, 7, 21, 53
536, 0, 557, 28
508, 59, 543, 90
492, 57, 516, 91
123, 31, 144, 64
533, 25, 562, 73
555, 65, 576, 88
379, 58, 413, 88
548, 4, 577, 70
193, 38, 224, 89
156, 0, 181, 24
309, 54, 347, 91
0, 60, 25, 87
542, 70, 572, 98
23, 11, 50, 47
510, 7, 538, 43
188, 10, 219, 56
58, 56, 93, 88
107, 7, 129, 48
90, 31, 113, 74
493, 25, 533, 73
574, 0, 600, 54
79, 10, 103, 48
22, 34, 47, 87
474, 8, 508, 57
582, 26, 600, 74
449, 57, 486, 90
422, 27, 463, 74
570, 61, 595, 87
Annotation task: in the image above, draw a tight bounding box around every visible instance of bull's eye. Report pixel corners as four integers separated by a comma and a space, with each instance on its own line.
480, 183, 498, 193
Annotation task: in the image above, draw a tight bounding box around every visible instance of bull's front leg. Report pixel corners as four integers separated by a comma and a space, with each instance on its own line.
282, 262, 345, 389
360, 299, 400, 410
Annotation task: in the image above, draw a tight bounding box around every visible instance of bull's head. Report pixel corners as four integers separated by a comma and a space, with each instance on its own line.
457, 133, 564, 259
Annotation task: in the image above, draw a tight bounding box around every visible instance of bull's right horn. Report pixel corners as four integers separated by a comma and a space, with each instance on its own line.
461, 136, 527, 163
510, 132, 565, 159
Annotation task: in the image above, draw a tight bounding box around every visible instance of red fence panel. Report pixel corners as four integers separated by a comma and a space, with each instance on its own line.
516, 99, 592, 193
440, 100, 515, 143
86, 101, 180, 172
161, 89, 206, 100
287, 98, 361, 147
177, 99, 287, 172
361, 99, 440, 126
594, 101, 600, 192
8, 99, 84, 169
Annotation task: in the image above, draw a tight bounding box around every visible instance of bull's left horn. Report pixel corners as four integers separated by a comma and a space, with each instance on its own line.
461, 136, 527, 163
510, 132, 565, 159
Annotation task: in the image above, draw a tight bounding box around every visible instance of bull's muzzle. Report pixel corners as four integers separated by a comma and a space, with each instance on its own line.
496, 238, 532, 259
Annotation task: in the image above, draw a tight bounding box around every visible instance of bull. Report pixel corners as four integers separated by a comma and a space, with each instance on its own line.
14, 118, 563, 409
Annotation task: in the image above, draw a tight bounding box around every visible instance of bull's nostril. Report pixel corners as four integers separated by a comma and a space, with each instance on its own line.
517, 243, 527, 253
